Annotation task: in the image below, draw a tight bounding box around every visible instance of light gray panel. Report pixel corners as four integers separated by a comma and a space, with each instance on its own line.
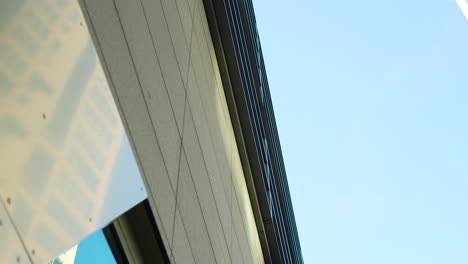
195, 3, 236, 165
185, 0, 195, 15
175, 0, 192, 47
171, 210, 195, 264
81, 0, 175, 249
160, 0, 190, 84
185, 63, 234, 258
231, 231, 246, 264
135, 137, 177, 252
193, 6, 262, 263
176, 152, 216, 264
113, 0, 181, 193
232, 139, 265, 263
189, 3, 262, 262
194, 3, 232, 130
190, 25, 232, 198
232, 194, 255, 264
140, 0, 186, 131
0, 201, 31, 264
192, 1, 234, 200
195, 1, 231, 122
182, 102, 231, 263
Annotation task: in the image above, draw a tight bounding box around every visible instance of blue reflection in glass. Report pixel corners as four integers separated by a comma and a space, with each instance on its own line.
74, 230, 116, 264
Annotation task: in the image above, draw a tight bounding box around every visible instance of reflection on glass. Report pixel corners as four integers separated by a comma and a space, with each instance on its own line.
49, 230, 116, 264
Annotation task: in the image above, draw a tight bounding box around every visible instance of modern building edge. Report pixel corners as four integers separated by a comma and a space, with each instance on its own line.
201, 0, 303, 263
0, 0, 302, 263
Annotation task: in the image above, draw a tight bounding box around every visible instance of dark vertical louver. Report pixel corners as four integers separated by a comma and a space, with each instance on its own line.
202, 0, 303, 263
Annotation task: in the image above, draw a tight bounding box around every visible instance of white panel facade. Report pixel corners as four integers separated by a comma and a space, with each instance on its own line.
0, 0, 147, 263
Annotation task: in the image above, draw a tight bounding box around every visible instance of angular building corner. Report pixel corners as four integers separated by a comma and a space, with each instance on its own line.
0, 0, 302, 263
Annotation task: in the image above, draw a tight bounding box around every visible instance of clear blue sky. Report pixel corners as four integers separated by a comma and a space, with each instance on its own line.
252, 0, 468, 263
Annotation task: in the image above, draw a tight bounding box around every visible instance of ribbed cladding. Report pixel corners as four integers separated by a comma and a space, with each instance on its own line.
239, 1, 303, 263
202, 0, 303, 263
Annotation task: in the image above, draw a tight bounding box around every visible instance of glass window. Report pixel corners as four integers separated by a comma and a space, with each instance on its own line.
49, 230, 116, 264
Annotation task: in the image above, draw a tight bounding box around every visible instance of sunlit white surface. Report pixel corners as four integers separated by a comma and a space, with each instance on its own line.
0, 201, 30, 264
0, 0, 147, 263
55, 246, 77, 264
457, 0, 468, 19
